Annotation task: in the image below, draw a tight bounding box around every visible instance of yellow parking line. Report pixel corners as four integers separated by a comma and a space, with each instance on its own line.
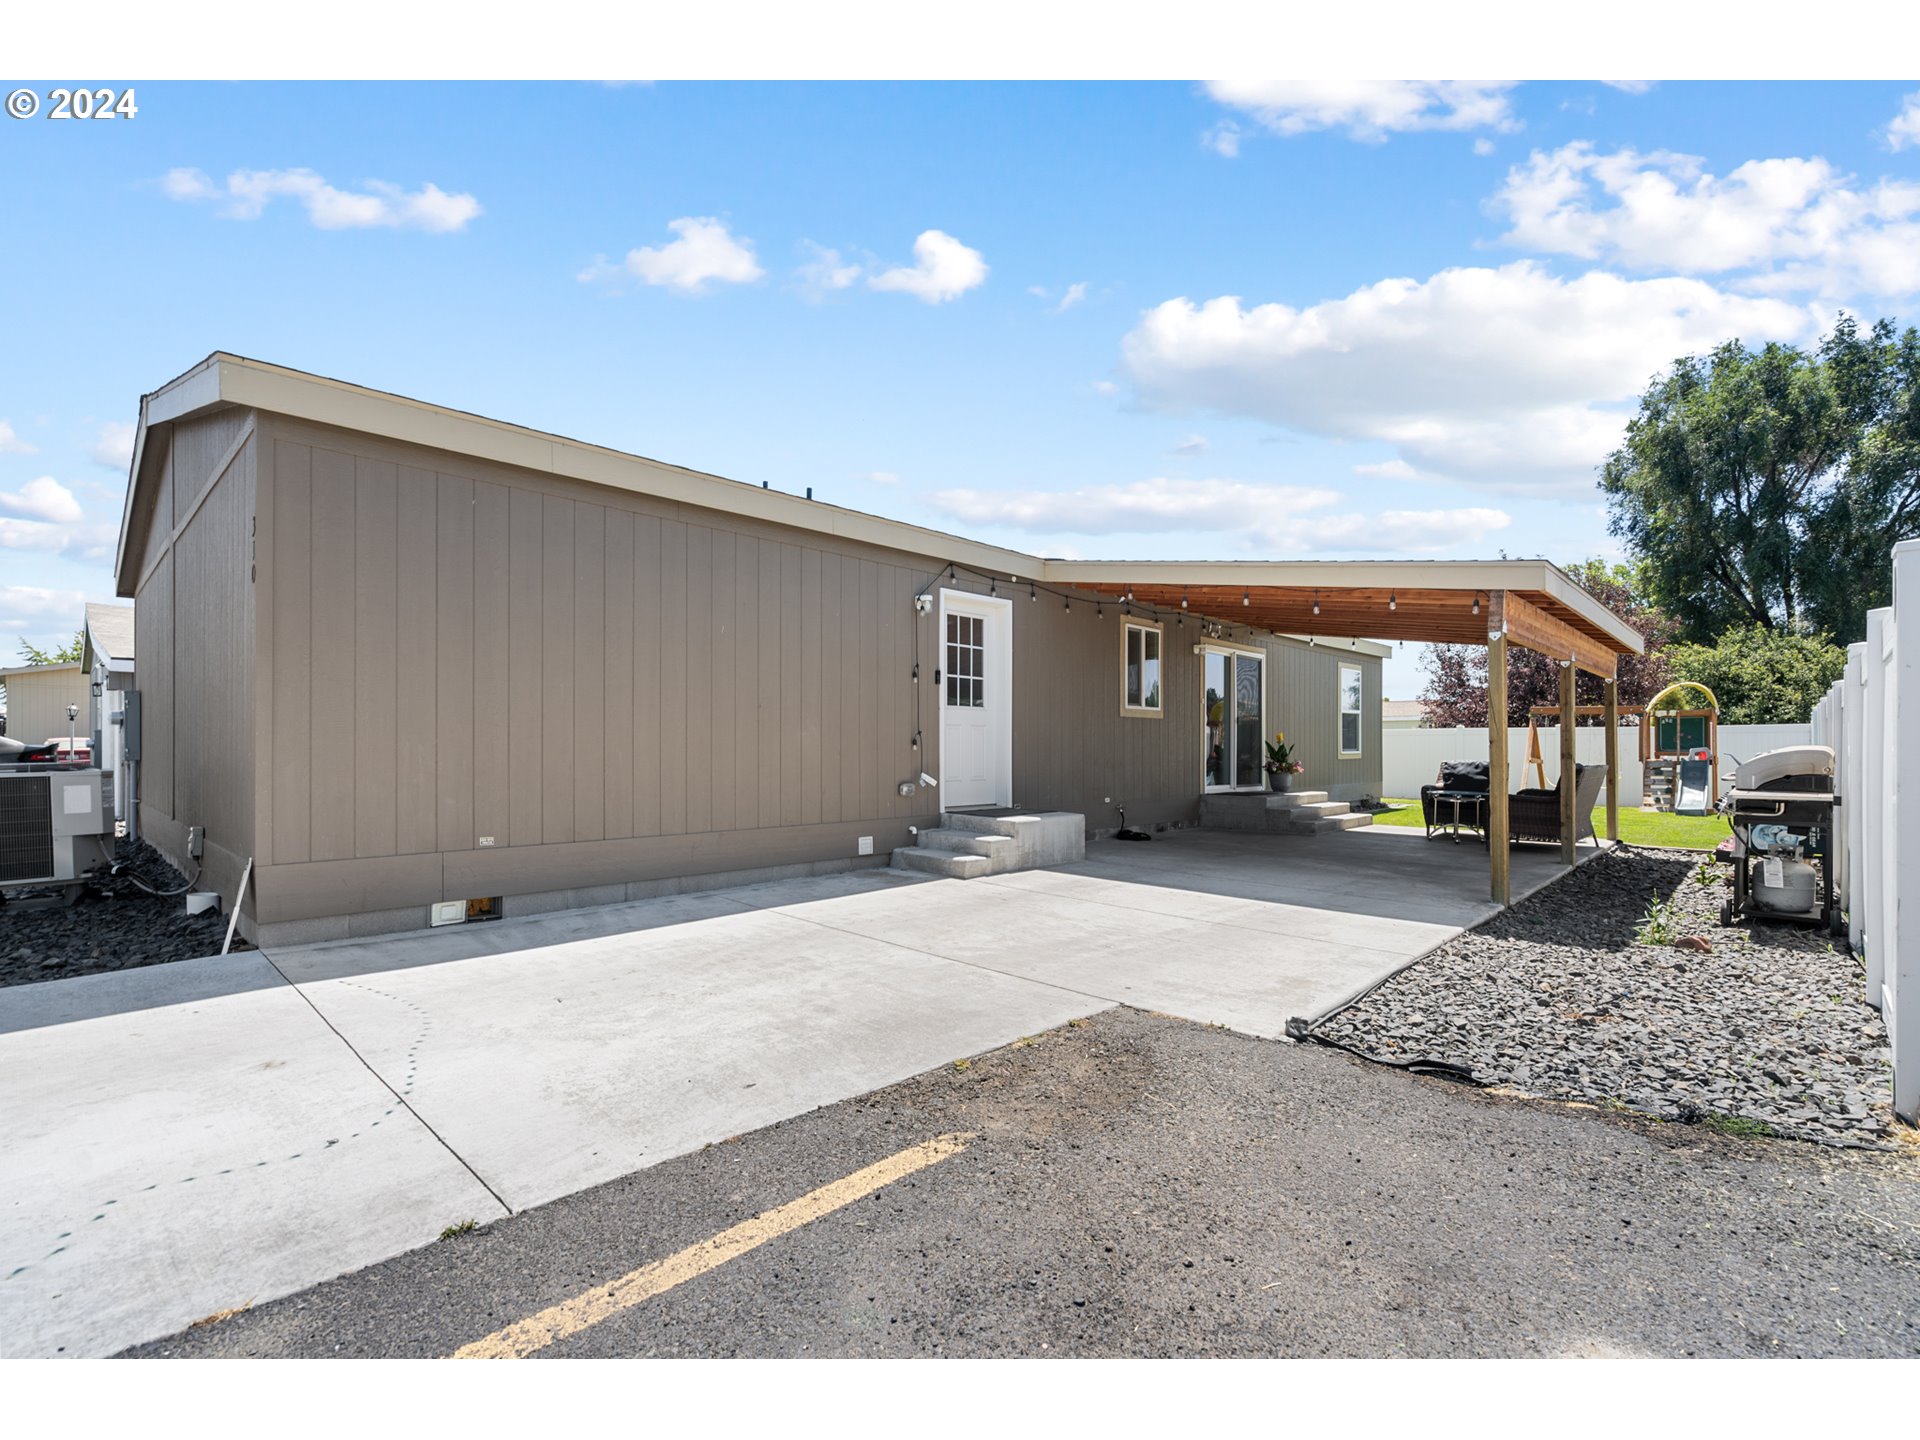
452, 1132, 975, 1359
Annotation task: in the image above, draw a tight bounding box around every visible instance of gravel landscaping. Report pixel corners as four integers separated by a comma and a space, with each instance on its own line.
1311, 845, 1896, 1147
0, 838, 247, 989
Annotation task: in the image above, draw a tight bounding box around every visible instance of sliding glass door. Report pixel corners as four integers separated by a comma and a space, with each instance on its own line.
1202, 648, 1264, 790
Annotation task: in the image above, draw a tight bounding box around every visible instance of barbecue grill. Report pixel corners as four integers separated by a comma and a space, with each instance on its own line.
1717, 744, 1842, 936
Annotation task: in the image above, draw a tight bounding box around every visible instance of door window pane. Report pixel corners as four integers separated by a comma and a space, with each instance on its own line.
1233, 655, 1263, 788
1204, 653, 1228, 785
947, 612, 984, 708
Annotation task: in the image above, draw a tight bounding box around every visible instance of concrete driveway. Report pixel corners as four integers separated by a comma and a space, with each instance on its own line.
1, 826, 1595, 1356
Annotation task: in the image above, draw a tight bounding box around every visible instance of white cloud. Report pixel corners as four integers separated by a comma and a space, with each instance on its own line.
1473, 137, 1496, 157
796, 241, 862, 297
1885, 91, 1920, 152
1284, 506, 1511, 554
0, 476, 83, 525
858, 470, 900, 485
931, 477, 1344, 534
89, 421, 136, 470
1172, 434, 1209, 456
1203, 120, 1242, 157
0, 584, 89, 622
1030, 281, 1088, 313
1601, 80, 1656, 95
1205, 80, 1519, 143
1120, 261, 1809, 493
163, 167, 482, 232
868, 230, 987, 304
1092, 380, 1118, 396
1353, 458, 1418, 481
928, 476, 1506, 555
0, 421, 36, 455
0, 518, 74, 552
1491, 142, 1920, 298
595, 216, 765, 294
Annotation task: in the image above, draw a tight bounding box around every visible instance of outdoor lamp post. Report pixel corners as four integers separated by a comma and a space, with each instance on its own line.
67, 702, 77, 759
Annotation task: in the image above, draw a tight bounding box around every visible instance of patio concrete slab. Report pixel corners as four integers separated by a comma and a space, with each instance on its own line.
3, 824, 1597, 1356
287, 900, 1108, 1214
0, 953, 504, 1360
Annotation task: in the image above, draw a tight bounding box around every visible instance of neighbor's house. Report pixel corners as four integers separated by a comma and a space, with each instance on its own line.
114, 355, 1433, 944
1382, 699, 1432, 730
83, 602, 137, 822
0, 660, 89, 750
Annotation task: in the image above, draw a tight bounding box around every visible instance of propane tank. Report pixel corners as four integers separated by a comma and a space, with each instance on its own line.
1751, 855, 1817, 913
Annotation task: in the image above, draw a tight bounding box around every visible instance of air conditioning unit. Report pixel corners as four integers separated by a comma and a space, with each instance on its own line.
0, 769, 113, 888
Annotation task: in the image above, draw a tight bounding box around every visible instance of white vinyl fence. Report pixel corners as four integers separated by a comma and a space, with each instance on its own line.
1382, 723, 1812, 803
1812, 537, 1918, 1124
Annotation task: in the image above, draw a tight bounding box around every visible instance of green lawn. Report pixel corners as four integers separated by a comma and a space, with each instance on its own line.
1373, 798, 1731, 851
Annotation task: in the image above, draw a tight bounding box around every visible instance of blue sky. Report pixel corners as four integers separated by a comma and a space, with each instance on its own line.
4, 79, 1919, 700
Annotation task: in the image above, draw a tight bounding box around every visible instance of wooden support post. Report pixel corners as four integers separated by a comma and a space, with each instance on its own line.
1487, 631, 1511, 906
1559, 661, 1578, 867
1603, 676, 1619, 844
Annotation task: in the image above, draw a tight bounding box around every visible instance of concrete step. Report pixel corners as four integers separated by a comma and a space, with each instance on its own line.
1280, 811, 1375, 834
1198, 791, 1373, 838
919, 828, 1019, 864
1281, 799, 1352, 820
1265, 789, 1330, 807
942, 811, 1085, 867
891, 846, 993, 879
943, 811, 1031, 838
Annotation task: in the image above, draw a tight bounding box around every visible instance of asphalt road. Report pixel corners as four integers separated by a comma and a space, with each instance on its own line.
125, 1009, 1920, 1358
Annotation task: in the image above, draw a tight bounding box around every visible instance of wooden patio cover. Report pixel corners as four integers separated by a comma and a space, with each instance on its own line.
1043, 560, 1646, 904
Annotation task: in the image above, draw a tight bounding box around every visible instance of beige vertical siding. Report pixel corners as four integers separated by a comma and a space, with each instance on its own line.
252, 420, 937, 928
921, 577, 1389, 827
1, 666, 89, 748
1265, 637, 1384, 803
240, 416, 1380, 931
132, 409, 257, 906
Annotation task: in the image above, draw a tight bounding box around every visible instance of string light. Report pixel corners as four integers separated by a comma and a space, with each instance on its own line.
1312, 591, 1320, 616
1029, 582, 1037, 602
1388, 591, 1398, 612
1471, 592, 1481, 616
1181, 588, 1189, 609
1242, 589, 1250, 607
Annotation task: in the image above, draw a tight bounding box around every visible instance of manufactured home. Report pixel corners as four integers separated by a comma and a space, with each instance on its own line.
114, 355, 1639, 943
0, 661, 88, 752
82, 602, 137, 822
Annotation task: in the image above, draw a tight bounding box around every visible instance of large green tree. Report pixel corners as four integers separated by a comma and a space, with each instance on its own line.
1601, 317, 1920, 645
1805, 316, 1920, 630
16, 632, 83, 665
1663, 624, 1848, 726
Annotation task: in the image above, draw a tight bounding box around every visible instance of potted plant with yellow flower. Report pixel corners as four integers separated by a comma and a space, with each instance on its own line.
1263, 731, 1304, 793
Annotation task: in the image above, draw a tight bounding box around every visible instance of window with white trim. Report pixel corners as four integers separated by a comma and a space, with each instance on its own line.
1122, 620, 1162, 717
1338, 662, 1363, 756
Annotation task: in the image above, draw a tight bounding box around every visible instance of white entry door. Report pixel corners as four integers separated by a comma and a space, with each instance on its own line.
939, 589, 1013, 808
